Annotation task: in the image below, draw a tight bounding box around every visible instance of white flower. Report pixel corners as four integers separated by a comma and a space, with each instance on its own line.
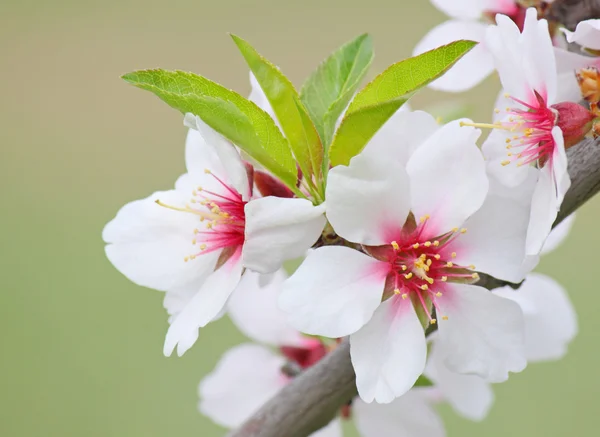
413, 0, 529, 91
477, 8, 572, 255
103, 116, 325, 357
280, 111, 531, 403
200, 269, 445, 437
563, 19, 600, 50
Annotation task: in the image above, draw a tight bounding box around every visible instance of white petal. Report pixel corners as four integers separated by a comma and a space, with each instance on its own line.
493, 273, 578, 362
248, 72, 278, 125
279, 247, 387, 338
425, 340, 494, 421
326, 147, 411, 245
413, 20, 493, 92
456, 193, 530, 282
554, 48, 598, 102
184, 114, 250, 200
353, 391, 445, 437
363, 110, 440, 168
429, 0, 498, 19
103, 190, 218, 292
164, 252, 244, 356
526, 168, 559, 255
407, 121, 488, 233
243, 197, 326, 273
541, 213, 575, 254
311, 419, 343, 437
563, 19, 600, 50
227, 269, 304, 346
351, 297, 427, 403
437, 284, 527, 382
482, 127, 532, 188
551, 126, 570, 206
198, 343, 286, 428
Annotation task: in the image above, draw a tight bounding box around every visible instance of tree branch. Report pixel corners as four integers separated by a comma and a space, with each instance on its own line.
228, 136, 600, 437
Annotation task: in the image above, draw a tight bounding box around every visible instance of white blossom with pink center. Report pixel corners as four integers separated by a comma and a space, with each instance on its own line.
199, 269, 446, 437
413, 0, 535, 92
478, 8, 572, 255
279, 111, 532, 403
103, 116, 326, 357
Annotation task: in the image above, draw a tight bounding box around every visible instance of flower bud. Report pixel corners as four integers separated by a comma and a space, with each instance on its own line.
551, 102, 596, 149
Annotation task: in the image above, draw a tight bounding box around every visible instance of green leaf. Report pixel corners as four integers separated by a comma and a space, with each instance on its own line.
414, 374, 434, 387
231, 34, 323, 181
300, 34, 374, 147
329, 40, 477, 167
121, 69, 298, 188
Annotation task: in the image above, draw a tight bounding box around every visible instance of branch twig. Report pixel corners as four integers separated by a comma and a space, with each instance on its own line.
228, 136, 600, 437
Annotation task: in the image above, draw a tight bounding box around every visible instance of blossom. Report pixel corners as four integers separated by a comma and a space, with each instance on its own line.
413, 0, 533, 91
103, 115, 325, 357
279, 110, 532, 403
199, 269, 446, 437
475, 8, 595, 254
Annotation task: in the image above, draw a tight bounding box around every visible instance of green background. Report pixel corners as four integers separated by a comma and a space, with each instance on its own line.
1, 0, 597, 435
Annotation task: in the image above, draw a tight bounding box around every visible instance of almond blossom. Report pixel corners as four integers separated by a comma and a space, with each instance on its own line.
103, 116, 325, 357
279, 110, 532, 403
199, 269, 446, 437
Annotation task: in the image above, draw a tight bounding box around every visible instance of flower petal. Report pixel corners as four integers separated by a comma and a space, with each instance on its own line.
493, 273, 578, 362
103, 190, 218, 292
541, 213, 575, 254
164, 251, 244, 356
227, 269, 304, 346
407, 121, 487, 233
198, 343, 286, 428
526, 167, 559, 255
326, 147, 411, 245
353, 391, 445, 437
350, 297, 427, 403
243, 197, 326, 273
437, 284, 527, 382
425, 339, 494, 421
413, 20, 493, 92
563, 19, 600, 50
279, 247, 387, 338
551, 126, 570, 205
482, 127, 533, 188
248, 72, 279, 125
455, 192, 531, 283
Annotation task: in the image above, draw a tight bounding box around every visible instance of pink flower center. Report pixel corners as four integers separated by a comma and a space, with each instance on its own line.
368, 215, 477, 325
484, 1, 526, 31
156, 169, 247, 262
280, 339, 328, 370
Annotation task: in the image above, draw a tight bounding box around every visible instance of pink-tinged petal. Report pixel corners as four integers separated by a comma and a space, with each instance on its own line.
364, 110, 440, 168
326, 149, 411, 246
184, 114, 251, 200
350, 297, 427, 403
311, 419, 343, 437
228, 269, 304, 347
563, 19, 600, 50
425, 340, 494, 421
413, 20, 493, 92
243, 197, 326, 273
279, 247, 387, 338
164, 251, 244, 356
407, 121, 487, 232
430, 0, 498, 19
198, 343, 286, 428
353, 391, 445, 437
103, 190, 219, 292
541, 213, 575, 254
493, 273, 578, 362
456, 193, 530, 283
482, 127, 532, 188
437, 284, 527, 382
526, 167, 559, 255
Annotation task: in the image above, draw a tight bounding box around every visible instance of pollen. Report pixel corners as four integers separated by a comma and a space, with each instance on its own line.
435, 292, 442, 297
394, 288, 401, 295
441, 276, 447, 282
451, 252, 457, 258
391, 241, 400, 250
404, 273, 413, 279
204, 168, 211, 174
446, 262, 453, 267
401, 293, 408, 300
433, 241, 440, 247
412, 243, 420, 249
431, 319, 437, 325
199, 244, 207, 250
421, 284, 428, 291
424, 241, 432, 247
442, 316, 448, 321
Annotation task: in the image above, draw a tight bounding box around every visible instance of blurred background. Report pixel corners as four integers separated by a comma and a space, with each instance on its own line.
1, 0, 598, 435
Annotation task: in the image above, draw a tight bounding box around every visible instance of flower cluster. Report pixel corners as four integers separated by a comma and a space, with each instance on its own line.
104, 4, 594, 436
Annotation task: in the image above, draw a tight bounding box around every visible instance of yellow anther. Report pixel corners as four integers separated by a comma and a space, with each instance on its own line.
190, 254, 196, 260
442, 316, 449, 321
197, 186, 203, 191
412, 243, 420, 249
460, 228, 467, 234
446, 262, 453, 267
506, 144, 512, 149
391, 241, 400, 250
206, 222, 213, 229
441, 276, 447, 282
193, 228, 199, 234
424, 241, 432, 247
401, 293, 408, 300
501, 160, 511, 166
204, 168, 211, 174
420, 214, 430, 223
504, 92, 510, 98
421, 284, 429, 291
199, 216, 205, 222
419, 254, 427, 260
404, 273, 413, 279
507, 152, 513, 157
426, 259, 432, 266
211, 206, 220, 214
431, 319, 437, 324
472, 273, 479, 279
451, 227, 459, 233
401, 265, 407, 271
200, 244, 207, 250
494, 108, 500, 114
434, 254, 441, 260
192, 190, 197, 196
423, 265, 430, 272
426, 277, 434, 284
451, 252, 457, 258
468, 264, 476, 270
394, 288, 401, 295
435, 292, 443, 297
433, 241, 440, 247
192, 239, 197, 245
505, 138, 512, 143
184, 256, 189, 262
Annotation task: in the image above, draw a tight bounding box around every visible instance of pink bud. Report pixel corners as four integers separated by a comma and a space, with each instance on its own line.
551, 102, 596, 149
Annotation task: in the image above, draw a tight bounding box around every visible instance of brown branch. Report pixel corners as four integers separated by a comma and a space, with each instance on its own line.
228, 136, 600, 437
